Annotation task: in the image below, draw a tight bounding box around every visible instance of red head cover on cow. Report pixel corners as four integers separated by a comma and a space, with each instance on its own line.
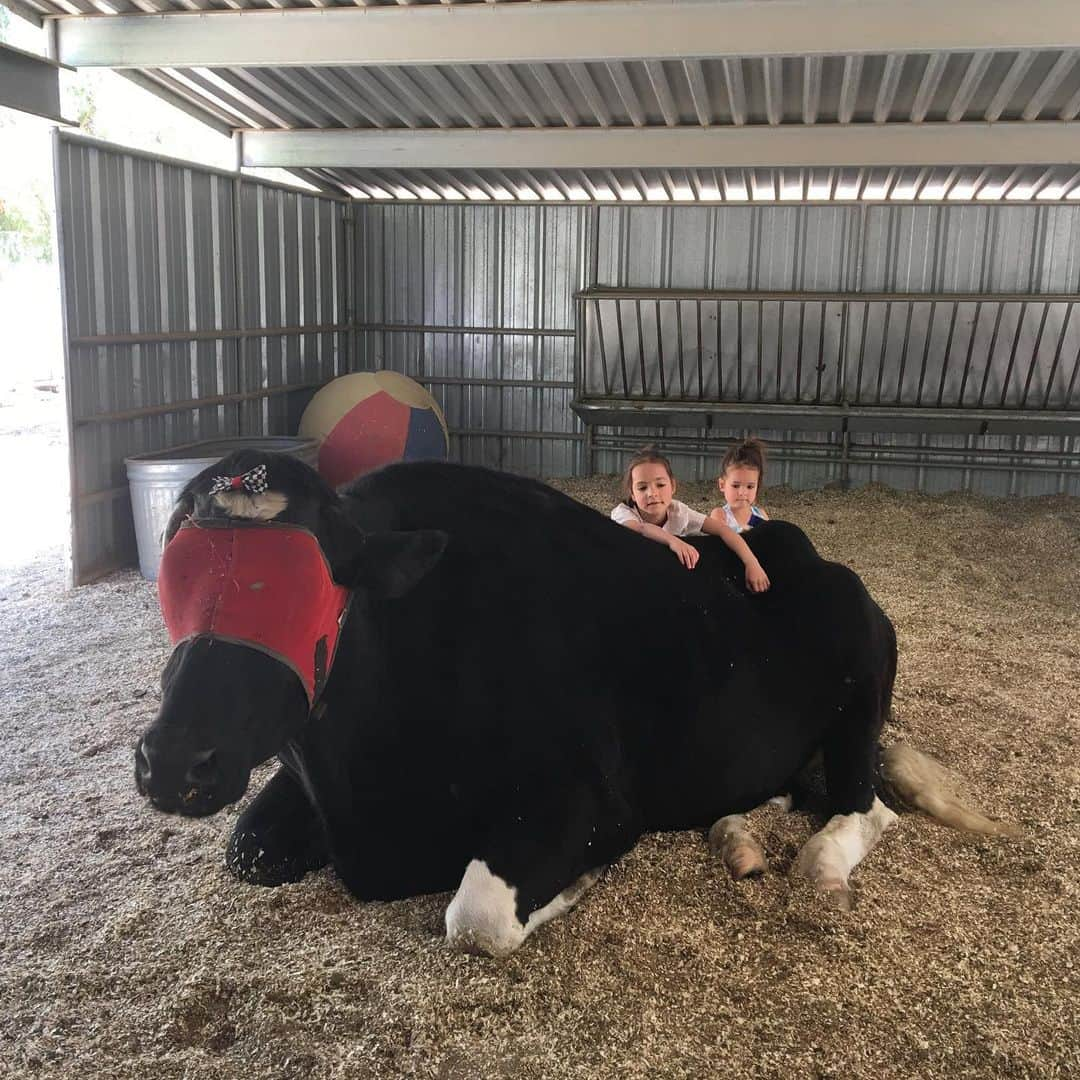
158, 522, 351, 705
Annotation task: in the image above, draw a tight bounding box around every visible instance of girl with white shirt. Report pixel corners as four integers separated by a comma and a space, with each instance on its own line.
611, 447, 770, 592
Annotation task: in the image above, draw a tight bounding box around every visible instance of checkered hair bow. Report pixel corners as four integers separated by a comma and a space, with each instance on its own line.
208, 464, 269, 496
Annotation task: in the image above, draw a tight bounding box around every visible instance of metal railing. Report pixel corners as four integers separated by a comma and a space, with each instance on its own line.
575, 286, 1080, 416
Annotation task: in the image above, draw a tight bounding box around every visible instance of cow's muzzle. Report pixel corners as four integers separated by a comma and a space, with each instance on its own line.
134, 731, 248, 817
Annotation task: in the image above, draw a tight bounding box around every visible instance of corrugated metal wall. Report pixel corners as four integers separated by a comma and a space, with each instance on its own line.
354, 201, 1077, 495
354, 203, 588, 477
55, 133, 348, 582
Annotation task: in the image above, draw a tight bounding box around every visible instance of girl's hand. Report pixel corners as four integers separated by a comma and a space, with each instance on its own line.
745, 560, 770, 592
669, 536, 700, 569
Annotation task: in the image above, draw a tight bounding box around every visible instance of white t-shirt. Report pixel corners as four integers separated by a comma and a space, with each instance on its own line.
611, 499, 707, 536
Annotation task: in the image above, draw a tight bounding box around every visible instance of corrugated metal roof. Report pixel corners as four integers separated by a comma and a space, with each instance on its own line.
10, 0, 1080, 202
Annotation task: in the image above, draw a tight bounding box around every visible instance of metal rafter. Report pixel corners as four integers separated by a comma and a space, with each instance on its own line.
722, 58, 747, 126
763, 56, 783, 126
566, 63, 612, 128
984, 50, 1037, 121
802, 55, 821, 124
910, 52, 949, 122
54, 0, 1080, 69
644, 60, 679, 127
873, 55, 904, 123
528, 63, 579, 128
1022, 51, 1078, 120
606, 61, 645, 127
838, 55, 864, 125
946, 53, 994, 122
240, 121, 1080, 171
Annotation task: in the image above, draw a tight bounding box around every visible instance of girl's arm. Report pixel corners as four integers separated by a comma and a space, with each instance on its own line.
700, 516, 770, 592
615, 518, 700, 568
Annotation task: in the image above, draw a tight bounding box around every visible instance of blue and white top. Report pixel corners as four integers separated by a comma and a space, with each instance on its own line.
718, 504, 768, 533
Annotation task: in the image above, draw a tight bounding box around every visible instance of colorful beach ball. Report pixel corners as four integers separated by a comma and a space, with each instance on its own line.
299, 371, 449, 488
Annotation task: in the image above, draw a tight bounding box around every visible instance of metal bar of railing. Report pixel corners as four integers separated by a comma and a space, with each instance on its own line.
634, 298, 647, 395
777, 300, 785, 401
614, 299, 630, 397
894, 300, 915, 406
736, 302, 744, 401
696, 299, 704, 402
69, 324, 349, 348
977, 303, 1008, 406
958, 300, 984, 404
590, 431, 1080, 472
854, 300, 871, 405
756, 299, 764, 401
673, 300, 685, 399
575, 286, 1080, 304
999, 301, 1030, 407
358, 321, 575, 339
715, 299, 723, 398
1042, 302, 1074, 410
796, 300, 806, 401
1020, 302, 1052, 407
935, 301, 960, 407
656, 299, 667, 398
699, 300, 708, 401
875, 301, 894, 404
829, 300, 846, 406
815, 300, 827, 404
593, 297, 611, 395
1063, 336, 1080, 406
914, 300, 937, 406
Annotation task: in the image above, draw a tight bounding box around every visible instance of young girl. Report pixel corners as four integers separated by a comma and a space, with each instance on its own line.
708, 437, 770, 534
611, 447, 770, 592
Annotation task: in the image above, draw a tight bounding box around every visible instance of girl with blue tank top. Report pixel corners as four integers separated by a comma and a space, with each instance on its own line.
708, 437, 770, 535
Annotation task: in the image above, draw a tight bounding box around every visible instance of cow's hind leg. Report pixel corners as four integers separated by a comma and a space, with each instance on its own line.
226, 765, 328, 886
709, 794, 793, 880
793, 701, 896, 909
445, 780, 636, 957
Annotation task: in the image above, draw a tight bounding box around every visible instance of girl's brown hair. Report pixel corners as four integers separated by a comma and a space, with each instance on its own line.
719, 437, 767, 485
621, 445, 676, 504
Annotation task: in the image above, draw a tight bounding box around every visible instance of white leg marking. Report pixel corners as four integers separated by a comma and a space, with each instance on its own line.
793, 796, 898, 908
768, 793, 794, 812
445, 859, 601, 958
709, 814, 767, 879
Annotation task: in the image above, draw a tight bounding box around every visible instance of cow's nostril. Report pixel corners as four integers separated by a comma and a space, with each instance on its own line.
184, 748, 218, 787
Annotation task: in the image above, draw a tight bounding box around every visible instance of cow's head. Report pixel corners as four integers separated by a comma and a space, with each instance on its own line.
134, 450, 445, 816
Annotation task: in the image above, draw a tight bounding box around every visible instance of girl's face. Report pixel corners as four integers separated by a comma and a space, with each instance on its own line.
629, 462, 676, 525
719, 465, 760, 508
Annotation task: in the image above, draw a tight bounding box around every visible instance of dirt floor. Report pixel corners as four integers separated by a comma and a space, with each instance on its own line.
1, 398, 1078, 1078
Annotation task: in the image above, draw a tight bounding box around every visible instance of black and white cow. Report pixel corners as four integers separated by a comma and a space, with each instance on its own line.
135, 451, 1015, 955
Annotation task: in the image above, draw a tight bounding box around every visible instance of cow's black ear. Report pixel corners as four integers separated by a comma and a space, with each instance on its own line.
353, 530, 448, 598
162, 493, 195, 548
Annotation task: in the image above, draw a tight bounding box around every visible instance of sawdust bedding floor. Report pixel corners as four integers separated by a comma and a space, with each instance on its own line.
1, 478, 1078, 1079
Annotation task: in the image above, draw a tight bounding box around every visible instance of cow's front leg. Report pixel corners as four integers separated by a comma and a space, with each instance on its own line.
445, 781, 637, 957
445, 861, 602, 958
225, 765, 328, 886
792, 796, 897, 910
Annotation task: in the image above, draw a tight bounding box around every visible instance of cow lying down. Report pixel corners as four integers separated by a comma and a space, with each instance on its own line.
135, 452, 1018, 957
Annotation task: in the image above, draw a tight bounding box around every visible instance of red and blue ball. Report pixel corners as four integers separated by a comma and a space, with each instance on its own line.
299, 371, 449, 489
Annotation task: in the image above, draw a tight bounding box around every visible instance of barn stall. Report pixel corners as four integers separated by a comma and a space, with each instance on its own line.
2, 1, 1079, 1076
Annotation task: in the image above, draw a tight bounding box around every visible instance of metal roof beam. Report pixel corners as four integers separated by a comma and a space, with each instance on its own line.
55, 0, 1080, 70
0, 41, 76, 124
240, 122, 1080, 170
